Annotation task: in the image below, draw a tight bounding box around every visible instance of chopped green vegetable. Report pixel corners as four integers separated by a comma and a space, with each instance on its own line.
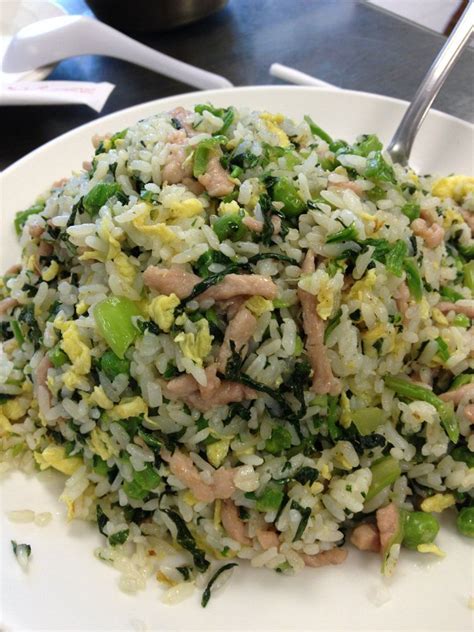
18, 304, 42, 348
48, 345, 68, 368
384, 375, 459, 443
256, 483, 284, 512
272, 177, 306, 217
92, 455, 109, 477
456, 507, 474, 538
123, 463, 161, 500
366, 185, 386, 203
458, 244, 474, 260
324, 309, 342, 343
364, 151, 396, 184
265, 426, 292, 455
213, 213, 247, 241
162, 509, 210, 572
94, 296, 141, 359
404, 259, 423, 302
304, 115, 333, 144
99, 349, 130, 379
326, 223, 358, 244
448, 373, 474, 390
385, 240, 408, 277
10, 320, 24, 345
439, 286, 463, 302
435, 337, 450, 362
194, 104, 235, 135
11, 540, 32, 569
365, 456, 401, 503
400, 202, 420, 222
293, 466, 319, 486
193, 137, 227, 178
403, 511, 439, 550
109, 529, 130, 546
352, 407, 386, 436
451, 446, 474, 468
291, 500, 311, 541
464, 260, 474, 292
201, 562, 238, 607
96, 504, 108, 536
14, 202, 45, 236
453, 313, 470, 328
353, 134, 383, 157
83, 182, 123, 217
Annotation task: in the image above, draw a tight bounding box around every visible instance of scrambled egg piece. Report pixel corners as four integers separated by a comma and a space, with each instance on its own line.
260, 112, 290, 147
1, 397, 30, 421
167, 198, 204, 219
417, 543, 446, 557
245, 295, 274, 317
57, 322, 91, 390
114, 252, 136, 285
41, 260, 59, 282
109, 396, 148, 420
432, 176, 474, 202
362, 323, 387, 344
348, 269, 377, 302
76, 301, 89, 316
98, 216, 122, 259
90, 385, 113, 410
182, 490, 198, 506
310, 481, 324, 494
174, 319, 213, 366
442, 207, 464, 229
132, 204, 176, 242
34, 445, 82, 475
432, 308, 449, 326
421, 493, 456, 513
206, 438, 231, 468
0, 413, 13, 434
218, 200, 241, 216
88, 427, 117, 460
321, 463, 332, 480
148, 294, 180, 332
420, 297, 430, 320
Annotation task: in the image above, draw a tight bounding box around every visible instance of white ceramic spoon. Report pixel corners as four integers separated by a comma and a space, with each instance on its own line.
2, 15, 233, 90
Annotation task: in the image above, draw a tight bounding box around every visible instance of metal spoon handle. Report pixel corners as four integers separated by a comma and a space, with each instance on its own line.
388, 1, 474, 165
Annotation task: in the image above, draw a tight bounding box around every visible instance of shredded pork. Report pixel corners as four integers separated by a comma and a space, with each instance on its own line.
0, 297, 19, 315
302, 548, 348, 568
221, 499, 250, 545
298, 251, 341, 395
198, 155, 235, 198
162, 449, 236, 503
217, 306, 257, 372
376, 503, 399, 552
439, 382, 474, 404
350, 523, 380, 552
437, 301, 474, 319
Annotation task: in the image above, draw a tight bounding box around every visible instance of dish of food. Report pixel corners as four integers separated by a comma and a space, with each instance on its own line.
1, 87, 473, 631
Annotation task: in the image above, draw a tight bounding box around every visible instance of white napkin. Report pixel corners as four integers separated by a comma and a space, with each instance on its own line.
0, 81, 115, 112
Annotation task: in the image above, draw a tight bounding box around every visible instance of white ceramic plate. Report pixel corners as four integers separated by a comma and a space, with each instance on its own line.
1, 87, 473, 632
0, 0, 66, 87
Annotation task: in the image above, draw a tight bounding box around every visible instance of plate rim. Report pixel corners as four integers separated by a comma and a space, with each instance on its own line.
2, 85, 473, 179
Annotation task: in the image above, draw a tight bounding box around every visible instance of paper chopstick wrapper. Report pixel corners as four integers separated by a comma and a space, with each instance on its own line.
0, 81, 115, 112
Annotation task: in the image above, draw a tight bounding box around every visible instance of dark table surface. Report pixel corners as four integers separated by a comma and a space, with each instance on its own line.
2, 0, 473, 170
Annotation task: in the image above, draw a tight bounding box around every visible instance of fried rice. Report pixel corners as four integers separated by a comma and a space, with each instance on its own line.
1, 104, 473, 605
